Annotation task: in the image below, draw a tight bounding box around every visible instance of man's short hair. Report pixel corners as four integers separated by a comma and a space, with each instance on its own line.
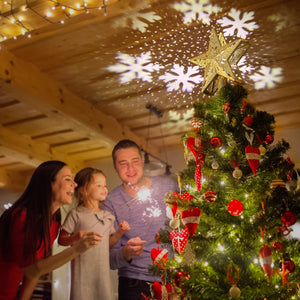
112, 139, 142, 166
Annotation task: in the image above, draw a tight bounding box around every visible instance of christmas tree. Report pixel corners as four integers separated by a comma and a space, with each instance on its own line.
149, 31, 300, 300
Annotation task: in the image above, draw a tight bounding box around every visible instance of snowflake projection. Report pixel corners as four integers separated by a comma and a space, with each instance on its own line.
159, 64, 203, 92
107, 52, 163, 84
217, 8, 259, 39
112, 11, 162, 33
268, 13, 290, 32
171, 0, 222, 25
238, 57, 255, 75
250, 66, 283, 90
162, 108, 194, 132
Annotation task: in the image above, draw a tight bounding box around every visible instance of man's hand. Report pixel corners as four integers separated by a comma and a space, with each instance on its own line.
122, 237, 147, 261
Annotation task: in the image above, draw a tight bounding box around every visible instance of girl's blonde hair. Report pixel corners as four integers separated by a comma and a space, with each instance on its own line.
74, 167, 105, 206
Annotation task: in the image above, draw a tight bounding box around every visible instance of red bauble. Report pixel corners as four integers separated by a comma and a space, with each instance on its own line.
209, 137, 222, 148
271, 241, 283, 250
283, 259, 295, 273
174, 271, 190, 288
265, 134, 274, 145
281, 211, 297, 226
227, 199, 244, 216
204, 190, 217, 202
244, 116, 253, 126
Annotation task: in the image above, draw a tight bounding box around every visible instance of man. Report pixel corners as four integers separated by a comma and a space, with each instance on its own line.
105, 139, 178, 300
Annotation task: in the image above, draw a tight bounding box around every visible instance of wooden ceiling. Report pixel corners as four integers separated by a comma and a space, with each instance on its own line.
0, 0, 299, 191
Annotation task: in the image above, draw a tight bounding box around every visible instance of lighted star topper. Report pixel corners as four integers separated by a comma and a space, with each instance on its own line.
190, 28, 249, 94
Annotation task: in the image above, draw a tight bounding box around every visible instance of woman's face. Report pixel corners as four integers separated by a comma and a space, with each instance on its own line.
51, 166, 77, 209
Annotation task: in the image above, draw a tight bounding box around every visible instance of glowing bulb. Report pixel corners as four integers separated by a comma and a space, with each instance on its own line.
18, 16, 24, 21
76, 3, 81, 9
236, 238, 240, 241
232, 224, 236, 228
245, 194, 248, 198
46, 11, 52, 17
62, 6, 65, 10
254, 258, 258, 264
218, 243, 224, 251
60, 20, 65, 24
275, 285, 279, 289
52, 6, 56, 10
27, 34, 31, 38
220, 149, 225, 154
260, 238, 263, 242
10, 18, 15, 24
220, 181, 225, 185
4, 203, 12, 209
240, 215, 244, 219
21, 29, 26, 35
230, 232, 234, 236
69, 9, 74, 15
204, 262, 208, 266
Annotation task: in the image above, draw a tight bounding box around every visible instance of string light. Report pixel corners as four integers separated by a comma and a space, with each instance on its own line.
0, 0, 111, 42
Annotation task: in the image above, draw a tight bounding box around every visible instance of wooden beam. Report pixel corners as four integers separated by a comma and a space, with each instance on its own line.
0, 167, 30, 192
0, 124, 84, 172
0, 49, 155, 153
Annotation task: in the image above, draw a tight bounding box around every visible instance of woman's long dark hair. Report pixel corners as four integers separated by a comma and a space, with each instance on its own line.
0, 160, 66, 261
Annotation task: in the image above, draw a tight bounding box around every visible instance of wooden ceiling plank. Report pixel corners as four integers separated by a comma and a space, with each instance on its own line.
0, 48, 156, 153
0, 123, 84, 172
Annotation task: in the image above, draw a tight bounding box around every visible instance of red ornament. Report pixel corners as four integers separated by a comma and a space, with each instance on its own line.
152, 282, 172, 300
204, 190, 217, 202
244, 116, 253, 126
181, 207, 201, 237
281, 211, 297, 226
151, 248, 168, 268
259, 245, 273, 280
271, 241, 283, 250
283, 259, 295, 273
209, 136, 222, 148
264, 134, 274, 145
179, 192, 193, 202
174, 271, 190, 287
245, 145, 260, 174
227, 199, 244, 216
170, 228, 188, 253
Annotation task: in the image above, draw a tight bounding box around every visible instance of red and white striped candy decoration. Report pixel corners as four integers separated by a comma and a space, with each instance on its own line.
270, 178, 286, 189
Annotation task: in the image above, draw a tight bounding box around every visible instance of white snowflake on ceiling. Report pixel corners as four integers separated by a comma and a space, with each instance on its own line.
159, 64, 203, 92
268, 13, 290, 32
112, 11, 162, 33
162, 108, 194, 131
171, 0, 222, 25
237, 57, 255, 74
107, 52, 163, 84
250, 66, 283, 90
217, 8, 259, 39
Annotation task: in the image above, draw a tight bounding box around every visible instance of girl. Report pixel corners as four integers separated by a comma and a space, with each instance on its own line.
0, 161, 102, 300
58, 167, 130, 300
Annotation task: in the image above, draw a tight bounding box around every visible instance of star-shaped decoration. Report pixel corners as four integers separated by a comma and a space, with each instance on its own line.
190, 28, 249, 94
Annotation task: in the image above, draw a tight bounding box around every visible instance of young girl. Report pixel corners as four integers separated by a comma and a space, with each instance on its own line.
58, 167, 130, 300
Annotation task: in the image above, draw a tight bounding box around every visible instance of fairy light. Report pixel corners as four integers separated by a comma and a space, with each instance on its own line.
204, 262, 208, 266
46, 10, 52, 18
218, 243, 224, 251
253, 258, 258, 264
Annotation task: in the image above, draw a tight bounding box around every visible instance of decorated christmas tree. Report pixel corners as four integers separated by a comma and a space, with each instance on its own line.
148, 29, 300, 300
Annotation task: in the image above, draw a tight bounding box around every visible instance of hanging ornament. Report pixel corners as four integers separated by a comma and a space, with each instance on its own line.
223, 102, 230, 113
229, 285, 241, 298
182, 241, 195, 265
204, 190, 217, 202
191, 118, 203, 132
169, 201, 178, 218
209, 136, 222, 149
282, 258, 295, 273
186, 137, 206, 192
228, 140, 237, 148
244, 116, 253, 126
152, 282, 173, 300
276, 224, 292, 237
281, 211, 297, 226
259, 245, 273, 280
211, 160, 219, 170
264, 134, 274, 145
228, 261, 241, 298
245, 145, 260, 175
259, 144, 266, 156
170, 228, 188, 254
179, 192, 193, 202
151, 248, 169, 268
227, 199, 244, 216
271, 241, 283, 250
232, 158, 242, 179
181, 207, 201, 237
174, 271, 190, 297
169, 217, 180, 229
276, 259, 294, 287
270, 178, 286, 189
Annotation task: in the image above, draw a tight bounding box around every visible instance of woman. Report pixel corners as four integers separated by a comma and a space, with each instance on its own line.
0, 161, 102, 300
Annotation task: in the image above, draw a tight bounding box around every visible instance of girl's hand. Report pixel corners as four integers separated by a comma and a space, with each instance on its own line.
119, 221, 130, 233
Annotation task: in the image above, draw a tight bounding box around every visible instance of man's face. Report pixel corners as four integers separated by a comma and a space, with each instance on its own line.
114, 147, 144, 186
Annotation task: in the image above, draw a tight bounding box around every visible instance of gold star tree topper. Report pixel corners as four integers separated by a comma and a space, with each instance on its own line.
190, 28, 249, 94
